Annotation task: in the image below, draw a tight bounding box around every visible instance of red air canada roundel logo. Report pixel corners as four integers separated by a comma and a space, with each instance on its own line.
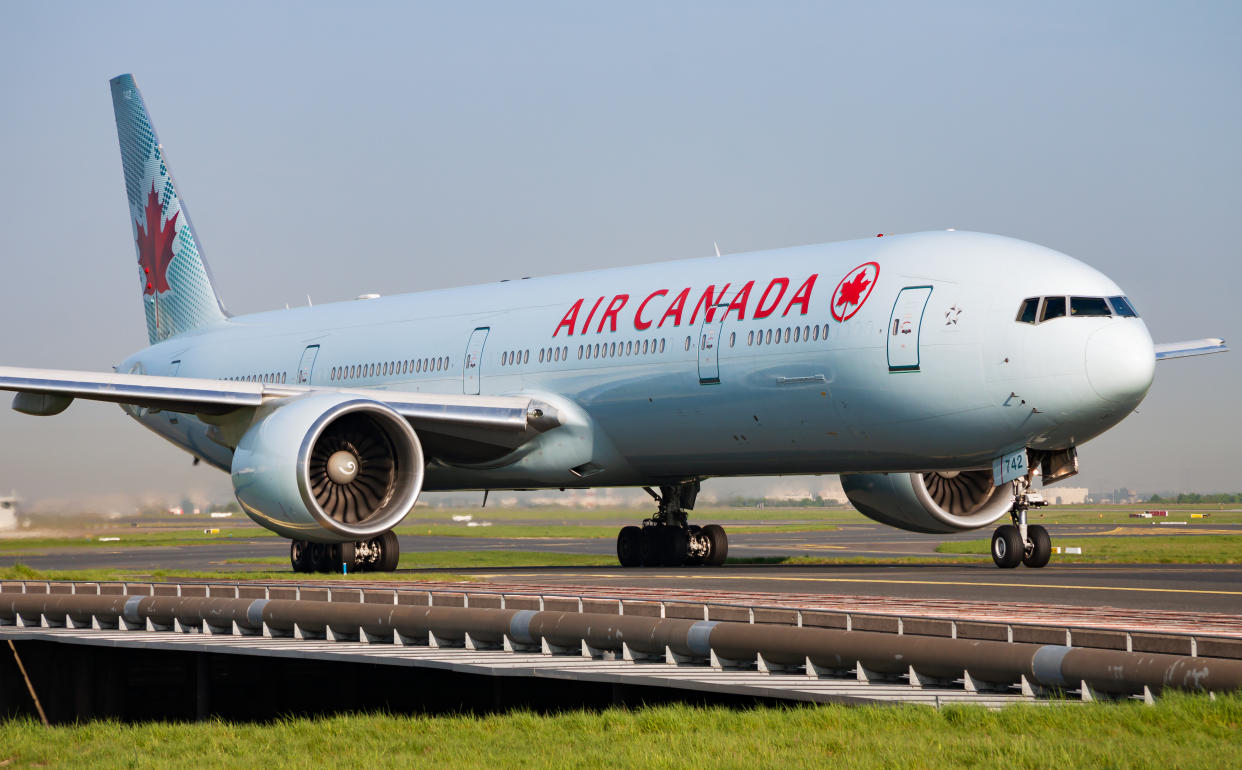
830, 261, 879, 322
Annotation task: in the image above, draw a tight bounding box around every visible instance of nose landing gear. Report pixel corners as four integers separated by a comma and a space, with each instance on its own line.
991, 474, 1051, 568
616, 481, 728, 567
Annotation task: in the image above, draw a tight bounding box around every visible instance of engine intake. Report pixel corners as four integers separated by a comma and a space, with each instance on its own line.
840, 470, 1013, 534
232, 394, 424, 542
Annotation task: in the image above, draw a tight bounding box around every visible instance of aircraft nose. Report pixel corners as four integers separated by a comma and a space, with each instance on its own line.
1085, 321, 1155, 405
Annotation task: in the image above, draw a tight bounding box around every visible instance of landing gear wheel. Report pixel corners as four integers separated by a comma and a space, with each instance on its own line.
702, 524, 728, 567
639, 527, 659, 567
290, 540, 312, 573
617, 526, 642, 567
308, 542, 331, 573
374, 530, 400, 572
663, 527, 689, 567
685, 525, 704, 566
991, 525, 1023, 569
1023, 524, 1052, 568
337, 541, 356, 573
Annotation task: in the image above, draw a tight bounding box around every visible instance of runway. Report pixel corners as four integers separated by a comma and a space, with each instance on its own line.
3, 520, 1240, 617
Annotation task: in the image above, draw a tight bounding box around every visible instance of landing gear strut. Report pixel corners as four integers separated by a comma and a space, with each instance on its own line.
616, 481, 728, 568
991, 473, 1051, 569
290, 530, 400, 574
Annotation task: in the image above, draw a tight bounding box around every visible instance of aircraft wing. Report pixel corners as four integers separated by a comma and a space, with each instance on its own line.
1154, 338, 1229, 361
0, 367, 559, 443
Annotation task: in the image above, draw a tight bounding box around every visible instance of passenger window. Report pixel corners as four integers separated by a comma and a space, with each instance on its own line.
1016, 298, 1039, 324
1070, 297, 1111, 317
1108, 296, 1139, 317
1041, 296, 1067, 321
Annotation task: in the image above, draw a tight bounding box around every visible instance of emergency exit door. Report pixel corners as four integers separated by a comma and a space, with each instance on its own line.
296, 345, 320, 384
697, 302, 730, 384
463, 327, 489, 395
887, 286, 932, 371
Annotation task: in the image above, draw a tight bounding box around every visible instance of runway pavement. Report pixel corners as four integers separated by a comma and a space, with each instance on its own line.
2, 521, 1239, 616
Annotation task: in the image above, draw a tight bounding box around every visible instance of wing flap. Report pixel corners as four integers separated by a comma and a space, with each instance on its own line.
1154, 338, 1228, 361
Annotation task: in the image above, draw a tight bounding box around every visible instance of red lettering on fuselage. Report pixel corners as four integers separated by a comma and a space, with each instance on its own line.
752, 277, 789, 319
579, 296, 605, 335
635, 290, 668, 330
658, 287, 690, 328
783, 274, 817, 316
554, 298, 583, 337
690, 283, 731, 325
721, 280, 755, 321
597, 294, 629, 333
551, 274, 823, 335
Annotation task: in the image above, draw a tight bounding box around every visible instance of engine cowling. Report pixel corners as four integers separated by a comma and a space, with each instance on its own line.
840, 471, 1014, 534
231, 394, 424, 542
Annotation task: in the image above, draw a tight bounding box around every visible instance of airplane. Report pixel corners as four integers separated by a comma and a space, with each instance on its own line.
0, 74, 1227, 573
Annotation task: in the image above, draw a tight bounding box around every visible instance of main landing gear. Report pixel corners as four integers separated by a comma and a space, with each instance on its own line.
616, 481, 728, 568
991, 476, 1052, 569
290, 530, 400, 574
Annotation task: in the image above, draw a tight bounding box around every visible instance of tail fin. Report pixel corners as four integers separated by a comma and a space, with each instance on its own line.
110, 74, 227, 344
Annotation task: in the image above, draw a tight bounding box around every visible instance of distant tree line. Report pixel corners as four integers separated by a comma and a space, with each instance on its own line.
1147, 493, 1242, 504
723, 496, 840, 508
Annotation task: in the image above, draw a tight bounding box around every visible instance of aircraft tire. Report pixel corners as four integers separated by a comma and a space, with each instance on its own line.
991, 525, 1023, 568
337, 541, 356, 574
639, 527, 659, 567
617, 526, 642, 567
309, 542, 332, 573
290, 540, 313, 573
664, 527, 689, 567
702, 524, 728, 567
376, 530, 400, 572
685, 525, 704, 566
1023, 525, 1052, 568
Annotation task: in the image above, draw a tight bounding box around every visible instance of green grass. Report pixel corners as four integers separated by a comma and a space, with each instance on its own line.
392, 523, 837, 538
0, 695, 1238, 769
0, 563, 476, 584
0, 528, 275, 553
729, 554, 989, 566
227, 550, 621, 570
938, 534, 1242, 564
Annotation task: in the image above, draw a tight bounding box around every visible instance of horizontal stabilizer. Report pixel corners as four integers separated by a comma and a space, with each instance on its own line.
1153, 338, 1228, 361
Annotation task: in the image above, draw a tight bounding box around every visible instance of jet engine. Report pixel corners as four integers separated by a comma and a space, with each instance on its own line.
231, 394, 424, 542
840, 471, 1014, 534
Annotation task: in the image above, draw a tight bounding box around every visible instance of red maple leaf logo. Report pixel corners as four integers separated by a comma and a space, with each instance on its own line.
135, 182, 178, 295
835, 271, 871, 310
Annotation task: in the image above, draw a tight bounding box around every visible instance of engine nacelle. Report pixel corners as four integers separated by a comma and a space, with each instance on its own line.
840, 471, 1014, 534
231, 394, 424, 543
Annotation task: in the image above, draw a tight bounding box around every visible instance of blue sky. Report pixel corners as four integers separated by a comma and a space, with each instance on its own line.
0, 1, 1238, 505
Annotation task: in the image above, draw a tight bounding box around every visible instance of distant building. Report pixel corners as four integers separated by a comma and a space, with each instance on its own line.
1039, 486, 1087, 505
0, 492, 19, 530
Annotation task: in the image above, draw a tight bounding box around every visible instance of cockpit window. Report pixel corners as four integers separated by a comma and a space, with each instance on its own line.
1040, 296, 1066, 321
1016, 298, 1039, 324
1070, 296, 1111, 317
1108, 296, 1139, 317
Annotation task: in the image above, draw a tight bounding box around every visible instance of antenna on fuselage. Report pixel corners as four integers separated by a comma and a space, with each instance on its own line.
306, 294, 313, 307
714, 242, 721, 257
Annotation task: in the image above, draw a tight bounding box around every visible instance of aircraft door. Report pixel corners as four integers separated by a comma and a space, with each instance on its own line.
463, 327, 489, 395
887, 286, 932, 372
697, 301, 730, 384
296, 345, 320, 384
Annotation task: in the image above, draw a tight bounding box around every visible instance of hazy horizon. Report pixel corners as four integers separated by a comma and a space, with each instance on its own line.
1, 2, 1238, 506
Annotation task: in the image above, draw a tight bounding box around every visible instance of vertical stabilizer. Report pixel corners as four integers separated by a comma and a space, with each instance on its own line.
110, 74, 227, 344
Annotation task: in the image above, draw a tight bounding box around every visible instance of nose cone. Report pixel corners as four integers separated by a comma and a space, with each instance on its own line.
1085, 322, 1155, 406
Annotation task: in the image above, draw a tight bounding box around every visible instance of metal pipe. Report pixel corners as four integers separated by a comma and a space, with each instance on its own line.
2, 593, 1239, 696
